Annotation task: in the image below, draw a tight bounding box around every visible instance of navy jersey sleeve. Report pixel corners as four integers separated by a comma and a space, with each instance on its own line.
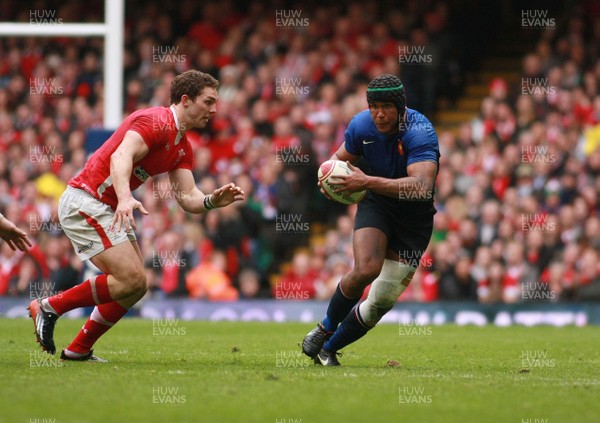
405, 123, 439, 166
344, 116, 363, 156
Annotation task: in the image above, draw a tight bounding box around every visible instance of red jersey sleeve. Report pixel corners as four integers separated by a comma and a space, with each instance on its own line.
128, 112, 164, 151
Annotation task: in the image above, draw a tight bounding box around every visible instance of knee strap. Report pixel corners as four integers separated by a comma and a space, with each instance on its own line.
358, 259, 416, 327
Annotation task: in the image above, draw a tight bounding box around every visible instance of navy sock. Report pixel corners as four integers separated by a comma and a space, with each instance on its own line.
323, 304, 371, 352
321, 283, 360, 332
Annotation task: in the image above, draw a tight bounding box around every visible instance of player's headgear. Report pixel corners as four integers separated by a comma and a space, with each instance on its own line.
366, 74, 406, 116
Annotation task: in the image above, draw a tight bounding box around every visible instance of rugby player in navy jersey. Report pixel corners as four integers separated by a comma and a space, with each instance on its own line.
302, 74, 439, 366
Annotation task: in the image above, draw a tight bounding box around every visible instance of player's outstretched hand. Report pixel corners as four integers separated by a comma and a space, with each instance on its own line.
110, 196, 149, 233
0, 216, 32, 251
210, 183, 245, 208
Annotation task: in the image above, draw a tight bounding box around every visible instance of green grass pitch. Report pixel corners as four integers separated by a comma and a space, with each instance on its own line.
1, 318, 598, 423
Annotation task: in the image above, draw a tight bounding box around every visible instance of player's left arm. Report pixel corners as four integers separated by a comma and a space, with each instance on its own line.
168, 168, 245, 213
338, 161, 437, 199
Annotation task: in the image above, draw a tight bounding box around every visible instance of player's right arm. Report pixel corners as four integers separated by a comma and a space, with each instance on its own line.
330, 144, 361, 164
109, 130, 150, 233
318, 144, 361, 199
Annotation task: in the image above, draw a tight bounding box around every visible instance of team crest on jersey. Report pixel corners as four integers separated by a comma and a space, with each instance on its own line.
397, 139, 404, 156
133, 166, 150, 182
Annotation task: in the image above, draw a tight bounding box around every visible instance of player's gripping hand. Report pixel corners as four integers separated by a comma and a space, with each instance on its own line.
110, 195, 149, 233
210, 183, 245, 208
330, 162, 368, 194
317, 181, 335, 201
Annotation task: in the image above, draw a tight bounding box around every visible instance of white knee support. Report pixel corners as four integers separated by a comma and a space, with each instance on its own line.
358, 259, 416, 327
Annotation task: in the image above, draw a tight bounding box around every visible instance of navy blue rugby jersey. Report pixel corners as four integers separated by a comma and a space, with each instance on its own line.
344, 108, 439, 220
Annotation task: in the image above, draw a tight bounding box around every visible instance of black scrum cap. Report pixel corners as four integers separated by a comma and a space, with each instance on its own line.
366, 74, 406, 116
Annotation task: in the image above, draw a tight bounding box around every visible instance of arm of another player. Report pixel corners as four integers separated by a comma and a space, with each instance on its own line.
0, 214, 32, 251
333, 158, 437, 200
109, 130, 150, 232
168, 168, 245, 213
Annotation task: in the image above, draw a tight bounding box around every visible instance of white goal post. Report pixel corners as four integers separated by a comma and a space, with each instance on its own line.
0, 0, 124, 129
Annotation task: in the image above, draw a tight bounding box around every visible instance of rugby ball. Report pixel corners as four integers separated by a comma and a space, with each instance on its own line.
318, 160, 367, 205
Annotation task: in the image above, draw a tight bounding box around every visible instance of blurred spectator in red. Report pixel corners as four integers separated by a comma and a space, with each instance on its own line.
273, 250, 317, 300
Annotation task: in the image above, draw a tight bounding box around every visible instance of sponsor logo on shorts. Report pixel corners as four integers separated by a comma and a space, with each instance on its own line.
77, 241, 94, 254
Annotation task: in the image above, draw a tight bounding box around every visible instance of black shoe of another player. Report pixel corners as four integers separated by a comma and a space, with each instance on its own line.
27, 299, 59, 355
60, 349, 108, 363
313, 349, 342, 366
302, 323, 333, 358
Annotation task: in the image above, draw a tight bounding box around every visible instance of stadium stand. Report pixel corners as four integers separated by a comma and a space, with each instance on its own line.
0, 0, 598, 303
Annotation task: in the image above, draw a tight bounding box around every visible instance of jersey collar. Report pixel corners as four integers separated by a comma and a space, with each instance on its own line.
169, 105, 183, 145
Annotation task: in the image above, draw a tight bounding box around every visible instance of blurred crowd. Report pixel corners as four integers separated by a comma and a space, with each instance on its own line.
0, 0, 598, 303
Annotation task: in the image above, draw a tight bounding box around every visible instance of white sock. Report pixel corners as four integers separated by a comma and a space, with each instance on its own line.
63, 349, 87, 358
41, 298, 58, 315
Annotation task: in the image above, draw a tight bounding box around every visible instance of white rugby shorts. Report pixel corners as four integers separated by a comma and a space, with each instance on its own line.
58, 186, 137, 261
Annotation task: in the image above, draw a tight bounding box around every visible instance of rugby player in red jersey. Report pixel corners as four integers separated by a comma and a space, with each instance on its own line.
28, 70, 244, 361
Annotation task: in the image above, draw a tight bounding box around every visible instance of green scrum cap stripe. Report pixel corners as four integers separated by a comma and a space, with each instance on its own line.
366, 84, 404, 92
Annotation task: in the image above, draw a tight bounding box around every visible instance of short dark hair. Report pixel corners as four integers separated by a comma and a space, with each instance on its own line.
170, 70, 219, 104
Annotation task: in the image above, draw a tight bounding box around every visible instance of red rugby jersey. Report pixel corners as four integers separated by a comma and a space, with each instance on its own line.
70, 106, 193, 210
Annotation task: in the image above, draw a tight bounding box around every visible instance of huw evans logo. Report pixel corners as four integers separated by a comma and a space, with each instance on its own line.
521, 78, 556, 96
30, 9, 62, 24
29, 146, 64, 164
152, 318, 186, 336
152, 250, 187, 268
152, 45, 186, 64
521, 350, 555, 368
521, 281, 557, 302
275, 78, 310, 96
398, 386, 432, 404
274, 282, 310, 300
275, 350, 309, 368
29, 215, 62, 233
275, 214, 309, 233
29, 78, 63, 96
521, 145, 557, 164
275, 10, 309, 27
275, 146, 310, 165
521, 214, 556, 233
398, 181, 434, 202
398, 320, 433, 336
521, 10, 555, 29
30, 350, 63, 368
398, 45, 432, 65
152, 386, 186, 404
